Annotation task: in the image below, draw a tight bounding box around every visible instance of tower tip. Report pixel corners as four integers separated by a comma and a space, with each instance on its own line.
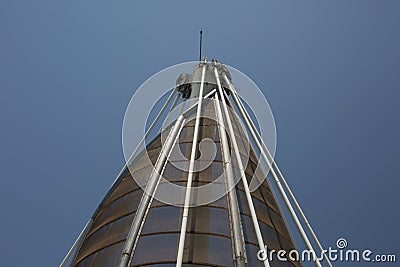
199, 30, 203, 62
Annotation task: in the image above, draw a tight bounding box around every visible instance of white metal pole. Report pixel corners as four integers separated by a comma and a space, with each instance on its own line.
177, 89, 216, 118
164, 92, 181, 126
119, 89, 211, 266
230, 87, 332, 267
203, 89, 217, 99
102, 88, 178, 213
214, 93, 246, 267
224, 73, 325, 267
127, 116, 187, 265
213, 66, 271, 267
59, 89, 178, 267
59, 219, 93, 267
96, 87, 177, 216
176, 63, 206, 267
178, 97, 187, 117
119, 114, 186, 267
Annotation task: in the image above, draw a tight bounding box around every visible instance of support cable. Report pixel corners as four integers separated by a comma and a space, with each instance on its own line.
127, 115, 187, 265
214, 93, 247, 267
60, 88, 178, 267
176, 63, 206, 267
60, 219, 92, 267
223, 73, 326, 267
164, 91, 181, 126
119, 114, 186, 267
213, 66, 271, 267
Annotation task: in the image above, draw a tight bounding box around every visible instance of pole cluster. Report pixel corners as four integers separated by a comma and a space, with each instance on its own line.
61, 60, 332, 267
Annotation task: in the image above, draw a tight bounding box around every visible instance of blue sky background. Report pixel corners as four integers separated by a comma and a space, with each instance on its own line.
0, 1, 399, 266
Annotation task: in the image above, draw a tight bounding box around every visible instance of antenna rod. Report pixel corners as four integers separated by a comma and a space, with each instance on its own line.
199, 30, 203, 61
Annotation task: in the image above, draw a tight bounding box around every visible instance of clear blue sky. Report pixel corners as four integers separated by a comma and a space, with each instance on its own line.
0, 1, 399, 266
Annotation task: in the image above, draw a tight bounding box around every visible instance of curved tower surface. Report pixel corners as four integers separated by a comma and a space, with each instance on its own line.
62, 60, 328, 267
